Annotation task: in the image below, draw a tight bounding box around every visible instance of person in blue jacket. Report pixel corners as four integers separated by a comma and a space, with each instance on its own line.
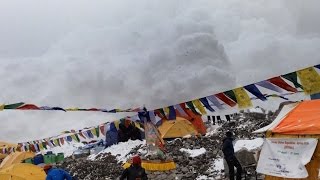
44, 165, 73, 180
222, 131, 242, 180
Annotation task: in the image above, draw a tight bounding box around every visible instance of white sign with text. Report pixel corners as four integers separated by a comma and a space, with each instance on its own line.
256, 138, 318, 178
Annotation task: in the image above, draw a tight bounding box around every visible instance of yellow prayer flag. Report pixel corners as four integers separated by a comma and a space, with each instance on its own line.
192, 99, 207, 115
0, 104, 4, 111
91, 129, 97, 137
71, 135, 77, 142
54, 139, 59, 146
114, 120, 120, 130
66, 108, 79, 111
39, 143, 44, 150
233, 87, 253, 109
297, 67, 320, 95
163, 107, 170, 115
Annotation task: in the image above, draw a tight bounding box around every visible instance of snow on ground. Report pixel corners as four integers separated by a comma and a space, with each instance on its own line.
213, 158, 224, 171
248, 107, 264, 114
88, 140, 145, 163
234, 138, 264, 152
197, 158, 224, 180
196, 175, 209, 180
205, 124, 220, 136
43, 142, 84, 157
180, 148, 206, 158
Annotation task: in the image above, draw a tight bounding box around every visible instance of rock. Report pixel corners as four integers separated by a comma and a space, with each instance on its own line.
236, 149, 256, 166
181, 167, 189, 173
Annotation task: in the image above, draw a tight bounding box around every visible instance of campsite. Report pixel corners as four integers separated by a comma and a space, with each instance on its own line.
0, 1, 320, 180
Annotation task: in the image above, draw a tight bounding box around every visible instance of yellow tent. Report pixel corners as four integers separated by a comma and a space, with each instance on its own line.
0, 141, 18, 160
0, 163, 46, 180
158, 117, 198, 139
0, 152, 34, 170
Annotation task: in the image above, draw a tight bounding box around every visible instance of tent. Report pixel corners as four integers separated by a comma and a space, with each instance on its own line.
0, 152, 35, 170
0, 163, 46, 180
254, 99, 320, 180
0, 141, 18, 160
158, 117, 198, 139
176, 109, 207, 135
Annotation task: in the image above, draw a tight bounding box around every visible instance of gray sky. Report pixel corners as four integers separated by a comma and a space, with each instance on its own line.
0, 0, 319, 142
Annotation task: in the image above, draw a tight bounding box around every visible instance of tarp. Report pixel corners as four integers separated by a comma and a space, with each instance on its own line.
0, 152, 35, 169
0, 163, 46, 180
158, 117, 198, 139
272, 99, 320, 134
253, 100, 320, 134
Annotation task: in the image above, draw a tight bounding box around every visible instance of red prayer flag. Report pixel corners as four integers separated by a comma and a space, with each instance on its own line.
215, 93, 237, 107
100, 125, 105, 135
78, 132, 86, 139
60, 138, 64, 145
268, 77, 297, 92
17, 104, 40, 110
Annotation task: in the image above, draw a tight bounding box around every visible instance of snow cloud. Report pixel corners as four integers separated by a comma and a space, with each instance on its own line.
0, 0, 319, 142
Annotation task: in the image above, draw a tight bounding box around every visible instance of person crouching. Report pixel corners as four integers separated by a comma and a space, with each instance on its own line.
44, 164, 73, 180
120, 155, 148, 180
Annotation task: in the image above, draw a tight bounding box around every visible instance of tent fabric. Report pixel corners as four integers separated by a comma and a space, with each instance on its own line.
158, 117, 198, 139
253, 103, 298, 133
0, 163, 46, 180
0, 152, 35, 169
178, 109, 207, 135
0, 141, 17, 160
272, 99, 320, 134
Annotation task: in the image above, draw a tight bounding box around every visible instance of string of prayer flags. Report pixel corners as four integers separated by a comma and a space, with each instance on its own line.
0, 102, 140, 113
9, 64, 320, 153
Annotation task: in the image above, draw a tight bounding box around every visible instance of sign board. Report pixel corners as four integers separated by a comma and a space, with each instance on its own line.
256, 138, 318, 178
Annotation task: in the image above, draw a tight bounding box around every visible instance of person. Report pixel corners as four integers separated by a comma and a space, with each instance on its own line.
120, 155, 148, 180
222, 131, 242, 180
44, 165, 73, 180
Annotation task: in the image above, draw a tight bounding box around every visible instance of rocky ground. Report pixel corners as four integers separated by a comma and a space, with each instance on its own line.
58, 152, 123, 180
57, 110, 273, 180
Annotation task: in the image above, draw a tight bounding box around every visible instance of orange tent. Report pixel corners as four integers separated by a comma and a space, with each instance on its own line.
0, 152, 35, 170
0, 142, 18, 160
254, 99, 320, 180
158, 117, 199, 139
272, 99, 320, 134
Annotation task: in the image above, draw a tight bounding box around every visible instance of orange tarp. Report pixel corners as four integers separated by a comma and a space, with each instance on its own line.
272, 99, 320, 134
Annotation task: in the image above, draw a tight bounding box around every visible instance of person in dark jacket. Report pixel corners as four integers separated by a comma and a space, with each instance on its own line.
120, 155, 148, 180
44, 165, 73, 180
222, 131, 242, 180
